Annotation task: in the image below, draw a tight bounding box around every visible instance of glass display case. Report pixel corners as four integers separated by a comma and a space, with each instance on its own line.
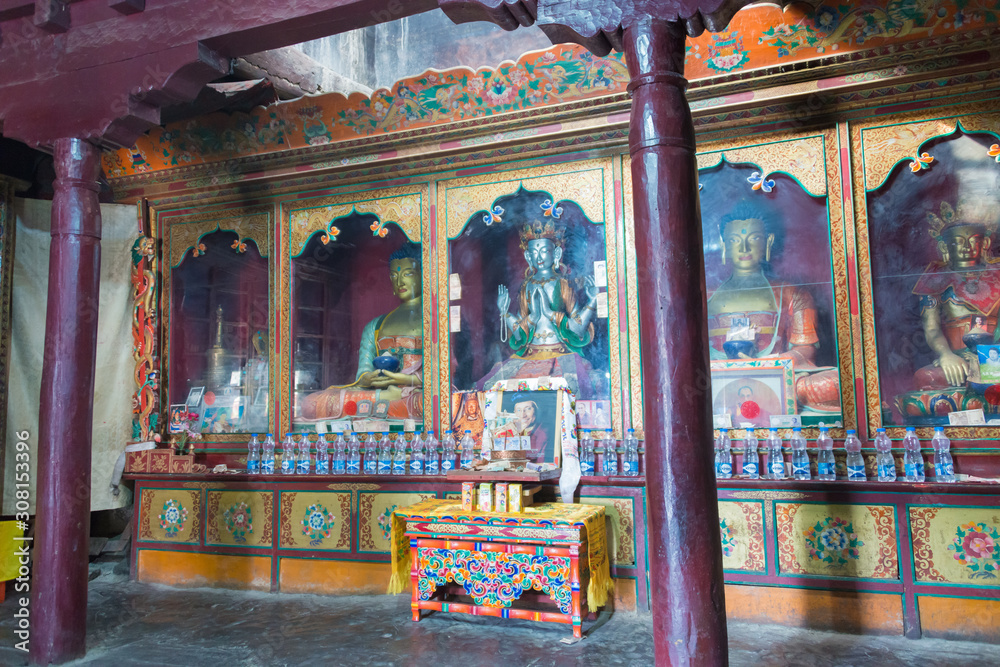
447, 188, 613, 409
290, 213, 425, 430
701, 160, 843, 429
866, 129, 1000, 426
167, 229, 269, 434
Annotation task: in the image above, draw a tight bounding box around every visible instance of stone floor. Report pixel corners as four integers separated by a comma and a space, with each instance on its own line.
1, 571, 997, 666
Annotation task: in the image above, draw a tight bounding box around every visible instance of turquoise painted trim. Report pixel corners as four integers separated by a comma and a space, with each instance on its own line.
697, 151, 826, 198
443, 166, 608, 241
915, 592, 1000, 601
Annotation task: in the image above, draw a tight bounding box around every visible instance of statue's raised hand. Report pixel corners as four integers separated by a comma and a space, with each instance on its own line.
583, 275, 599, 303
497, 284, 510, 314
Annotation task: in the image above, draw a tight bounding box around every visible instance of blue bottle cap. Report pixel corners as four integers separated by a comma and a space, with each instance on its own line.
793, 426, 801, 432
628, 428, 635, 433
847, 429, 856, 435
877, 427, 886, 433
769, 427, 778, 432
746, 427, 755, 432
905, 426, 916, 432
251, 433, 259, 438
720, 428, 729, 432
819, 425, 829, 431
465, 429, 471, 434
934, 426, 944, 432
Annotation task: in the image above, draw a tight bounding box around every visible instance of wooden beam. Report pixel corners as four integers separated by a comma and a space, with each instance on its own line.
33, 0, 69, 32
109, 0, 143, 15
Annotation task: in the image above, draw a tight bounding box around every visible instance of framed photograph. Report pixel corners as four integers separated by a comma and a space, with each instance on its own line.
201, 403, 245, 434
491, 389, 563, 465
451, 391, 486, 445
186, 386, 205, 408
168, 404, 188, 433
978, 345, 1000, 385
710, 358, 796, 429
576, 399, 611, 429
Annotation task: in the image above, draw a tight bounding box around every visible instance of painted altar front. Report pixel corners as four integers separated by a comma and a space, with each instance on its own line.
112, 1, 1000, 645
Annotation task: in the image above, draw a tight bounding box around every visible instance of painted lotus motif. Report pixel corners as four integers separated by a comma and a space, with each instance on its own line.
803, 516, 863, 567
948, 521, 1000, 579
301, 503, 334, 546
223, 501, 253, 543
378, 505, 398, 541
720, 519, 738, 558
158, 499, 188, 538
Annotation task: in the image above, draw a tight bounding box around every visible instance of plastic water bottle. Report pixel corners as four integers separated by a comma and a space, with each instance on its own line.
873, 427, 895, 482
844, 429, 866, 481
362, 434, 377, 475
409, 431, 424, 475
622, 428, 640, 477
903, 426, 925, 482
441, 430, 457, 473
261, 434, 275, 475
392, 434, 407, 475
280, 434, 296, 475
741, 428, 759, 479
459, 430, 476, 469
247, 434, 261, 473
790, 427, 810, 480
931, 426, 955, 482
314, 434, 330, 474
816, 426, 835, 480
603, 432, 619, 476
346, 432, 361, 475
766, 428, 785, 480
715, 429, 733, 479
425, 431, 440, 475
330, 434, 347, 475
297, 435, 311, 474
580, 430, 595, 475
377, 434, 392, 475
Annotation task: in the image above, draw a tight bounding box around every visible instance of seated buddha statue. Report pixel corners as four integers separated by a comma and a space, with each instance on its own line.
478, 219, 600, 398
912, 202, 1000, 390
707, 202, 841, 413
300, 243, 423, 421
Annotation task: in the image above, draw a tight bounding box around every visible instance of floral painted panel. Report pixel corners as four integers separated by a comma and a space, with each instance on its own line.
138, 489, 201, 544
278, 491, 352, 552
579, 495, 636, 567
776, 503, 898, 579
205, 490, 273, 548
910, 506, 1000, 584
717, 501, 766, 573
358, 492, 435, 554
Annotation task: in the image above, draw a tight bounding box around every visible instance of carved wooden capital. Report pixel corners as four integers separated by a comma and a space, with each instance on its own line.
439, 0, 811, 54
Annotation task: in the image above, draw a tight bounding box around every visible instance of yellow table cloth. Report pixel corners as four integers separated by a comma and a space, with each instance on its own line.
388, 498, 613, 612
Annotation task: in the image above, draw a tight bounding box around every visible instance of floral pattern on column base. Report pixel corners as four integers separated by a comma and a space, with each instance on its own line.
948, 522, 1000, 579
416, 548, 572, 613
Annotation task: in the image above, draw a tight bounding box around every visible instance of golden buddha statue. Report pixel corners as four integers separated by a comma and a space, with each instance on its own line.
912, 202, 1000, 389
707, 203, 841, 413
300, 243, 423, 421
478, 219, 600, 398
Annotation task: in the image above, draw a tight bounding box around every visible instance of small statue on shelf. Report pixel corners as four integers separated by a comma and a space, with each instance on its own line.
479, 219, 600, 398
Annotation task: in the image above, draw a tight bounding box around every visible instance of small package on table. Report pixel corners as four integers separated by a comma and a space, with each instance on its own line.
478, 483, 493, 512
461, 482, 476, 511
508, 483, 523, 513
495, 482, 508, 512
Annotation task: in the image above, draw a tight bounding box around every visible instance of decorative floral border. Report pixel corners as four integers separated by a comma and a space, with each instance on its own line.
279, 491, 352, 550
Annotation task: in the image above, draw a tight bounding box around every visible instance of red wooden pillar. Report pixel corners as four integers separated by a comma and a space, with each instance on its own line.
31, 138, 103, 665
624, 18, 728, 665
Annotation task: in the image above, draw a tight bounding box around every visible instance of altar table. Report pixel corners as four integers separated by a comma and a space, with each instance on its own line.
388, 498, 613, 638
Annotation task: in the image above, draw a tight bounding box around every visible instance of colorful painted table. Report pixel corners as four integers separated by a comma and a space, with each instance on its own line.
388, 498, 613, 638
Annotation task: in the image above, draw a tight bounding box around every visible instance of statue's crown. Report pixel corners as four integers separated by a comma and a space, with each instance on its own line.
928, 199, 999, 239
519, 219, 565, 249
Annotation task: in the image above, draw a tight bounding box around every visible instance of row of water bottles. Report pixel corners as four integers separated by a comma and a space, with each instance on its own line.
578, 429, 641, 477
245, 430, 482, 475
714, 425, 954, 482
